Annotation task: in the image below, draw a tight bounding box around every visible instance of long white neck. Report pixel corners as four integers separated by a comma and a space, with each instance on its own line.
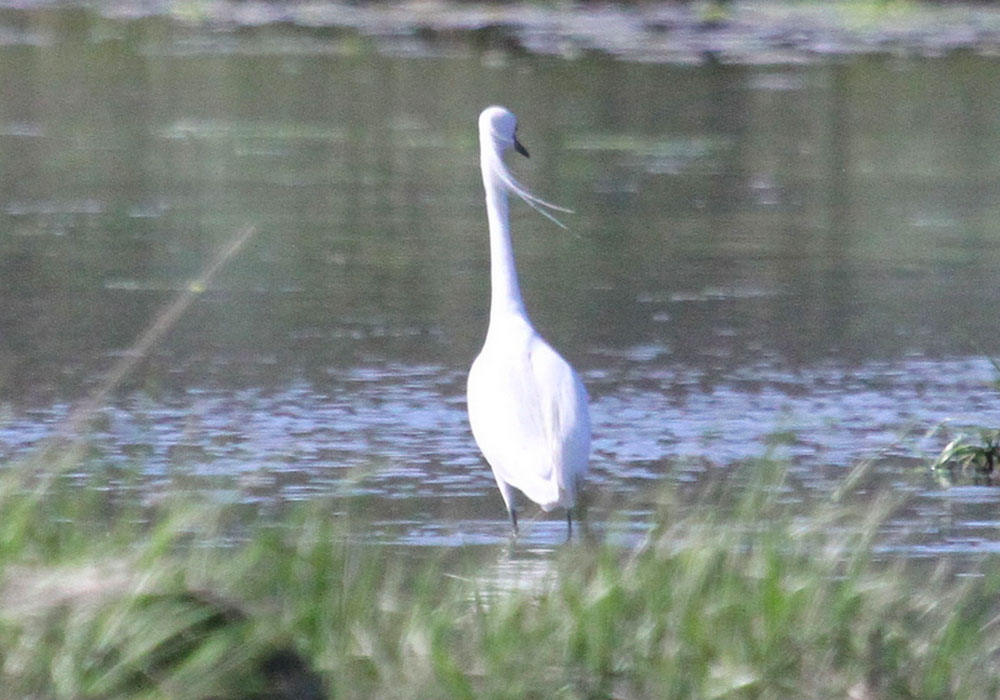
482, 151, 527, 324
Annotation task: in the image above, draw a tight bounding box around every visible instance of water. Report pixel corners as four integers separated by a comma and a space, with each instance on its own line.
2, 7, 1000, 556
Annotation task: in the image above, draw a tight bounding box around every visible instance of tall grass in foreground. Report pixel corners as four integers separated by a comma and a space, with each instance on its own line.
1, 460, 999, 699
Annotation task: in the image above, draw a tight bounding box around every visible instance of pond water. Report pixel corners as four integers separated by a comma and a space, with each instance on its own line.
2, 7, 1000, 556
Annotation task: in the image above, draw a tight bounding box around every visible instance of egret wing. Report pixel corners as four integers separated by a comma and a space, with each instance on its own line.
526, 335, 591, 494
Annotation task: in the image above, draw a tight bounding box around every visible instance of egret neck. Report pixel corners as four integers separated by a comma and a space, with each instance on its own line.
482, 150, 526, 324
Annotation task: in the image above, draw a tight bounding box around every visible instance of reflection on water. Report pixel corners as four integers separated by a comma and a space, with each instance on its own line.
2, 8, 1000, 558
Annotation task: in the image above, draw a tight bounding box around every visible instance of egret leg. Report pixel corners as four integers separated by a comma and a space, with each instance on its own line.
509, 508, 519, 535
566, 509, 573, 540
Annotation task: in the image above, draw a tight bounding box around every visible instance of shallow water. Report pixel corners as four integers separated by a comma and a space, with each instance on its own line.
2, 7, 1000, 557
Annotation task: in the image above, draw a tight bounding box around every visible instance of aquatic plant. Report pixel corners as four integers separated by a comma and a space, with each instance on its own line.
932, 429, 1000, 477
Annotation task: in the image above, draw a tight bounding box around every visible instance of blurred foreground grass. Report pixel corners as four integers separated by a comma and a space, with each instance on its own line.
1, 456, 999, 699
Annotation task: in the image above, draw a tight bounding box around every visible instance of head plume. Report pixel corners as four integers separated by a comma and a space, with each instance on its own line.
478, 106, 574, 229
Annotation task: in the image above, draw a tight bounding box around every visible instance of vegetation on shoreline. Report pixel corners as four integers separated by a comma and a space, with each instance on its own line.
14, 0, 1000, 64
2, 455, 999, 699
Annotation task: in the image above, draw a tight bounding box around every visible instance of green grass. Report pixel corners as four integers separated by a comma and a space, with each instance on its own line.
1, 457, 1000, 699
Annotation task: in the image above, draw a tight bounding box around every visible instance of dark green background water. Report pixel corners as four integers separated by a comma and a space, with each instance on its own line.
2, 7, 1000, 549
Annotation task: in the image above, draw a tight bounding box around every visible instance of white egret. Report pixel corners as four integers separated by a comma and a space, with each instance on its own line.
466, 106, 591, 537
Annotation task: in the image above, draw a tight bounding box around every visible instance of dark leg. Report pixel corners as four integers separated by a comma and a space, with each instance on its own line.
566, 509, 573, 540
509, 508, 519, 535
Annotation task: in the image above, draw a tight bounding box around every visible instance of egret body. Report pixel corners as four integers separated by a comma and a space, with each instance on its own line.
466, 106, 591, 536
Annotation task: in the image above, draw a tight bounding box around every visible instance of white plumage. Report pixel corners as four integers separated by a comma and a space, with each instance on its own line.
467, 106, 591, 536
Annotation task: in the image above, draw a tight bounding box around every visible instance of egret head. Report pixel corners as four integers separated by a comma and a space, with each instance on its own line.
477, 105, 572, 228
479, 105, 529, 158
